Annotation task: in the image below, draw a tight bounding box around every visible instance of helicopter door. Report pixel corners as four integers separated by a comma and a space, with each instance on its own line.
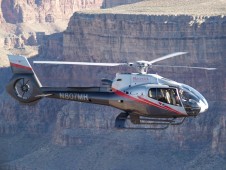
148, 88, 182, 106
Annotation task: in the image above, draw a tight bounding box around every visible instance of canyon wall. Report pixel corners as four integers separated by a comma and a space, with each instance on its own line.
0, 0, 144, 24
1, 10, 226, 169
38, 13, 226, 152
0, 0, 104, 24
102, 0, 143, 8
0, 0, 145, 54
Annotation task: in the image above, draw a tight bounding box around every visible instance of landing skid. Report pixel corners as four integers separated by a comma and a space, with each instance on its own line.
115, 112, 186, 130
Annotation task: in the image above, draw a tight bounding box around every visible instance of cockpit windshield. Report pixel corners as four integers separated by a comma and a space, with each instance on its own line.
180, 84, 207, 105
179, 90, 200, 104
178, 85, 203, 116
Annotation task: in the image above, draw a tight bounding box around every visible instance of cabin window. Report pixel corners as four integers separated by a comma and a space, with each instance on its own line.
148, 88, 181, 106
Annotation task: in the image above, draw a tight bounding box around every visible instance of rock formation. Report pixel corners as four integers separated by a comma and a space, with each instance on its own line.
1, 0, 226, 169
37, 13, 226, 154
102, 0, 143, 8
0, 0, 147, 24
0, 0, 104, 24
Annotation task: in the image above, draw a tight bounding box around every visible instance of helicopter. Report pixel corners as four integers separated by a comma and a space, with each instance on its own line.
6, 52, 216, 129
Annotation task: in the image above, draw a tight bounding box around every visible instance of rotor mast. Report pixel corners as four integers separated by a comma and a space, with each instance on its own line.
134, 61, 150, 74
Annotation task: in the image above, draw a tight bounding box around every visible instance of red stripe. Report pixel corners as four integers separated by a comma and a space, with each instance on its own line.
10, 62, 32, 71
112, 88, 186, 116
138, 96, 186, 115
138, 96, 175, 113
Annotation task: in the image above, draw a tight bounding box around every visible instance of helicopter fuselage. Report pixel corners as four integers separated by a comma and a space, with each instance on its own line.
6, 55, 211, 129
39, 73, 208, 118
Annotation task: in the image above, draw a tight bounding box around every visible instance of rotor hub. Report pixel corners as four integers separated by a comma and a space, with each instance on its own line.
21, 84, 29, 92
135, 61, 151, 74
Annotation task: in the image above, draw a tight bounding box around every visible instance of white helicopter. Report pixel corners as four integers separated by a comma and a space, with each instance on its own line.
6, 52, 216, 129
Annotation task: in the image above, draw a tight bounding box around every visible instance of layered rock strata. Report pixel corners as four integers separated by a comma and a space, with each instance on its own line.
0, 0, 104, 24
37, 13, 226, 154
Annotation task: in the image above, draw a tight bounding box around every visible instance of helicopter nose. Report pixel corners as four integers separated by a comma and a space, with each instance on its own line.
198, 101, 208, 113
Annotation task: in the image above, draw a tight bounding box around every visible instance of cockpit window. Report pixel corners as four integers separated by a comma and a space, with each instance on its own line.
148, 88, 181, 106
180, 84, 207, 105
178, 88, 201, 115
179, 90, 199, 103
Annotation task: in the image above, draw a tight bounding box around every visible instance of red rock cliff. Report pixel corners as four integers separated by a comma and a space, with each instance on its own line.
0, 0, 104, 23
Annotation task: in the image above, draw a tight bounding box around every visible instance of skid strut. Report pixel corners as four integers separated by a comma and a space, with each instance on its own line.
115, 112, 129, 128
115, 112, 186, 130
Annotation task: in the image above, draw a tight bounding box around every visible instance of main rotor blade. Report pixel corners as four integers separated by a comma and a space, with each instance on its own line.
152, 64, 216, 70
33, 61, 127, 66
148, 52, 188, 64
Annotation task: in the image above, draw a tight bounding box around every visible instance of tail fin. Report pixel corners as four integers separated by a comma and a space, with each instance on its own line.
6, 55, 43, 104
8, 54, 34, 74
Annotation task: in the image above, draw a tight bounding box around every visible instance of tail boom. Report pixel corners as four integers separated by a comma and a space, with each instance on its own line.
41, 87, 113, 106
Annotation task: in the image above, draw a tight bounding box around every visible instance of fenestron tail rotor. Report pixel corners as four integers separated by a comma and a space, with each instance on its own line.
33, 52, 216, 74
14, 78, 33, 100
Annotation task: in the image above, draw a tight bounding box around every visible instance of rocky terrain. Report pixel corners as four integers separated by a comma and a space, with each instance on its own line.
91, 0, 226, 16
0, 0, 146, 67
0, 0, 226, 169
0, 0, 103, 24
0, 0, 106, 67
